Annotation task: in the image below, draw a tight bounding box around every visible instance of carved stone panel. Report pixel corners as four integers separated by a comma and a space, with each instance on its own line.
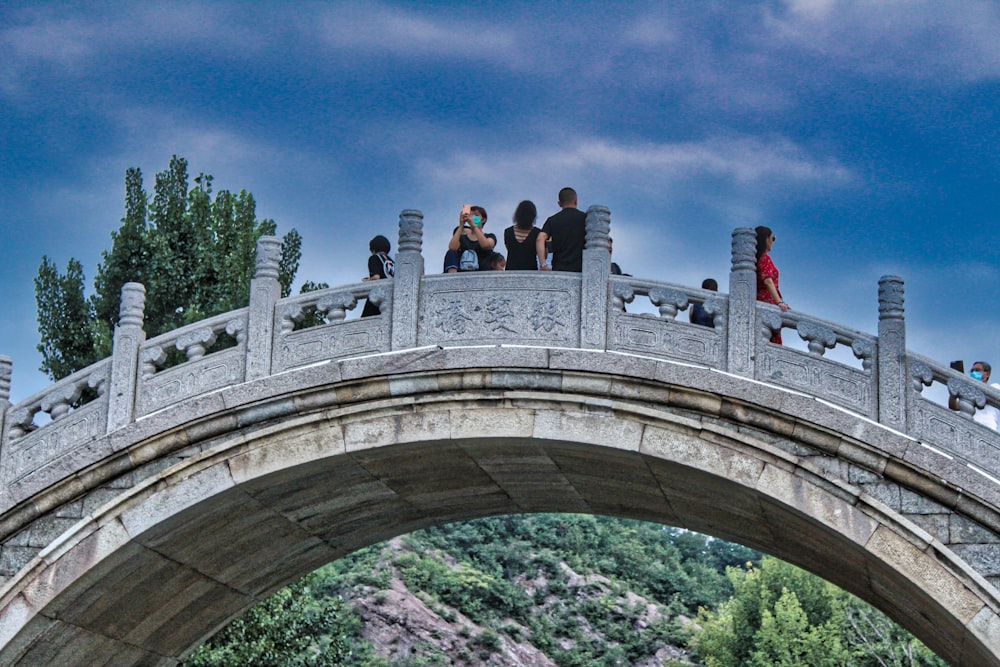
273, 318, 390, 374
418, 274, 581, 347
2, 398, 109, 501
909, 397, 1000, 476
136, 347, 247, 417
609, 312, 722, 366
757, 346, 874, 418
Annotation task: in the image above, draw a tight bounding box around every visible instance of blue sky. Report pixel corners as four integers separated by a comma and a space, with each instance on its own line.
2, 1, 1000, 403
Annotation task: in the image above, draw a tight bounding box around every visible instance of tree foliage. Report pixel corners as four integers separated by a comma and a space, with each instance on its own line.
182, 573, 350, 667
35, 156, 303, 380
694, 556, 946, 667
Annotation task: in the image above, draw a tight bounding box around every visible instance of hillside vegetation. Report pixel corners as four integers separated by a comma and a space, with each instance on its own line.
186, 514, 946, 666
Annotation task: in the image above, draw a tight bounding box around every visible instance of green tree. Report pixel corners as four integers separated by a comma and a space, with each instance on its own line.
694, 557, 946, 667
36, 156, 304, 380
183, 573, 349, 667
34, 257, 99, 380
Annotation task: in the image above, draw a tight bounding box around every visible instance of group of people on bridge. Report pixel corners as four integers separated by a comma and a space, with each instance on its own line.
356, 187, 998, 430
359, 187, 794, 336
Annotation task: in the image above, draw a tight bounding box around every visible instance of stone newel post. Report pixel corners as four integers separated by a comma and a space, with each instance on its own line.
106, 282, 146, 433
727, 227, 757, 377
391, 210, 425, 350
581, 205, 611, 349
246, 236, 282, 381
877, 275, 907, 430
0, 355, 11, 444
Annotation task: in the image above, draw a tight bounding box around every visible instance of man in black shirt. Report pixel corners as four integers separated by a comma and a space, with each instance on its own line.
536, 187, 586, 272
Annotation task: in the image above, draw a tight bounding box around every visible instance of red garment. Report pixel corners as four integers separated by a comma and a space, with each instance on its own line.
756, 252, 783, 344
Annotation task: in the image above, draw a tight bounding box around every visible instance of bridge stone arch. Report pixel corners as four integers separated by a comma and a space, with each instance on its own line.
2, 208, 1000, 665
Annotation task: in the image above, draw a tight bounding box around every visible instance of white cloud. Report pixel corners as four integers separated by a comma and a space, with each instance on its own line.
766, 0, 1000, 82
420, 136, 854, 196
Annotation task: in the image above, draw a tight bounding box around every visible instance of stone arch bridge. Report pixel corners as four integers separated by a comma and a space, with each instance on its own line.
1, 208, 999, 665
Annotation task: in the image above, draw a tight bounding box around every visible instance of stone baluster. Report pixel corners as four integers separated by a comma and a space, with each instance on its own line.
0, 355, 11, 447
877, 275, 907, 430
106, 282, 146, 433
726, 227, 757, 377
391, 210, 424, 350
581, 205, 611, 349
246, 236, 282, 381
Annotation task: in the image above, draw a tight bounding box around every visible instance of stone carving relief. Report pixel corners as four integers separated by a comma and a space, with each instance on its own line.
909, 359, 933, 394
878, 275, 905, 320
176, 327, 217, 361
528, 297, 567, 334
317, 292, 358, 322
584, 205, 611, 251
0, 356, 12, 403
254, 236, 282, 280
851, 338, 875, 372
421, 283, 576, 345
434, 299, 475, 336
759, 310, 783, 342
398, 209, 424, 254
730, 228, 756, 272
648, 288, 688, 320
947, 377, 986, 417
796, 320, 837, 356
484, 296, 518, 333
611, 283, 635, 312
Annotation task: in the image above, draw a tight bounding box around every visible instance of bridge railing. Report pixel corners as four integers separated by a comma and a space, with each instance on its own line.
608, 276, 725, 369
135, 307, 249, 418
2, 207, 1000, 512
273, 281, 392, 373
905, 351, 1000, 484
756, 306, 877, 419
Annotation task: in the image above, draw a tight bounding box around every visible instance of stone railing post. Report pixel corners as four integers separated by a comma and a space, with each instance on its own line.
391, 209, 424, 350
726, 227, 757, 377
877, 275, 907, 430
106, 282, 146, 432
246, 236, 282, 381
0, 355, 11, 444
581, 205, 611, 349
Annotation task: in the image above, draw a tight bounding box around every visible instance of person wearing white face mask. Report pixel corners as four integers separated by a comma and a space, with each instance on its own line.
951, 361, 1000, 429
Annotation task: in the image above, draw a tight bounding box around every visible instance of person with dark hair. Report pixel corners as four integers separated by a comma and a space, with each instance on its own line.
689, 278, 718, 327
755, 226, 790, 344
537, 187, 586, 272
488, 252, 506, 270
503, 200, 540, 270
362, 234, 394, 317
444, 204, 496, 272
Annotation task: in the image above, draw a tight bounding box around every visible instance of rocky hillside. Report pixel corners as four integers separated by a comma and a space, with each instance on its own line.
339, 536, 696, 666
321, 515, 748, 666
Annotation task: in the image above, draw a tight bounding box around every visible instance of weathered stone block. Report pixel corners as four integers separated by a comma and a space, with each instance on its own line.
866, 526, 984, 624
533, 409, 644, 451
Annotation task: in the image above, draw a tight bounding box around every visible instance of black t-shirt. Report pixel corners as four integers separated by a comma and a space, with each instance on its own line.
541, 207, 586, 272
452, 226, 498, 271
504, 226, 540, 271
362, 252, 394, 317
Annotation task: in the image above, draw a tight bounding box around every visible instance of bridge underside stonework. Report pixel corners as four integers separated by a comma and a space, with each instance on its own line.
1, 347, 998, 666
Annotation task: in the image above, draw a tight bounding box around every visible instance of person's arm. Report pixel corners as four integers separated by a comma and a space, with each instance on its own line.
469, 225, 495, 251
536, 230, 550, 270
448, 224, 465, 252
762, 278, 790, 311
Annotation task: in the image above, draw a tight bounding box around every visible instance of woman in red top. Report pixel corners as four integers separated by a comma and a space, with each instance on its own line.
755, 226, 790, 344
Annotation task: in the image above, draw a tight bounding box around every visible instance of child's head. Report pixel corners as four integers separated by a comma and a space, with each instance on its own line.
369, 235, 391, 254
489, 252, 506, 270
